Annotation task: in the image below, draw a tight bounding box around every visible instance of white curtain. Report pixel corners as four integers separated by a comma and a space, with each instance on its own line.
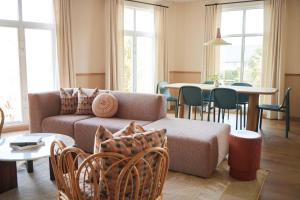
202, 5, 221, 82
53, 0, 75, 88
154, 6, 168, 85
261, 0, 287, 119
104, 0, 124, 90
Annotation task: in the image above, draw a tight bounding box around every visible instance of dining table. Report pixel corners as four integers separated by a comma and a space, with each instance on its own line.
166, 83, 278, 131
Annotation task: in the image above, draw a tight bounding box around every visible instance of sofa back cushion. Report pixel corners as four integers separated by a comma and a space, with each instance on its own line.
111, 91, 166, 121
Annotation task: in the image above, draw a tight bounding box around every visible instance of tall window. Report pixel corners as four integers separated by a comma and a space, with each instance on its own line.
220, 3, 264, 86
124, 4, 155, 93
0, 0, 57, 124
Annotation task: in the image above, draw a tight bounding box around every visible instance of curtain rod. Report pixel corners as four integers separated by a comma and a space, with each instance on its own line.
205, 0, 264, 7
125, 0, 169, 8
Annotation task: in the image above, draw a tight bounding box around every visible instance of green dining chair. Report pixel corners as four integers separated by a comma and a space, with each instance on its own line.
156, 81, 178, 117
232, 82, 252, 128
257, 88, 291, 138
178, 86, 206, 120
208, 88, 242, 129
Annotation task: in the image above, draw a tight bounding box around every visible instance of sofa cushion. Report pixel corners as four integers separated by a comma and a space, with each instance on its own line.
144, 118, 230, 178
74, 117, 152, 153
42, 115, 92, 137
110, 91, 166, 121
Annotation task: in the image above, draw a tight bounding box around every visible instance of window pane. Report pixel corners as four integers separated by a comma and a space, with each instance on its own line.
136, 37, 154, 93
123, 36, 134, 92
221, 10, 243, 35
220, 37, 242, 85
0, 27, 23, 123
136, 10, 154, 33
246, 9, 263, 34
22, 0, 53, 23
124, 8, 134, 31
243, 36, 263, 86
25, 29, 55, 93
0, 0, 18, 20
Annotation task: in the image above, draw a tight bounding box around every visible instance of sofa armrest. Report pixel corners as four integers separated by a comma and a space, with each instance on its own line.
28, 91, 61, 133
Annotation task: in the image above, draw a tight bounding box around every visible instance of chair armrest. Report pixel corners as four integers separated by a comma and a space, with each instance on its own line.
28, 91, 61, 133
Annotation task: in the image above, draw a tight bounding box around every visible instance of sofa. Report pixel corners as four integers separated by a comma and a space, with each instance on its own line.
28, 88, 230, 178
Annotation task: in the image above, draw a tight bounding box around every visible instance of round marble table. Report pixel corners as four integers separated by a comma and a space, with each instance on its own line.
0, 133, 75, 193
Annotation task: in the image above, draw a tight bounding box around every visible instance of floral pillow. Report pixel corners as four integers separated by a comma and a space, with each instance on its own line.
59, 88, 79, 114
76, 88, 99, 115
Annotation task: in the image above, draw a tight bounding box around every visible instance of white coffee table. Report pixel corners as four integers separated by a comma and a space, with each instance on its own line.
0, 133, 75, 193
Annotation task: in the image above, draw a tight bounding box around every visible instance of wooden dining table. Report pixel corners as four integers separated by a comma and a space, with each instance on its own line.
166, 83, 278, 131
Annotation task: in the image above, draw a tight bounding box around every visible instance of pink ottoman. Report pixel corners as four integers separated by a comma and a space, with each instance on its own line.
228, 130, 262, 181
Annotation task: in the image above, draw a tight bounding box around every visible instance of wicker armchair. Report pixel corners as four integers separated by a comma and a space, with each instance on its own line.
50, 140, 88, 200
75, 147, 169, 200
0, 107, 4, 137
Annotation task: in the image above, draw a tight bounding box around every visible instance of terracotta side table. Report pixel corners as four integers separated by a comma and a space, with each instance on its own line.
228, 130, 262, 181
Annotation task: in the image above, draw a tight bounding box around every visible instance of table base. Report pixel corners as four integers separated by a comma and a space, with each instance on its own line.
0, 161, 18, 193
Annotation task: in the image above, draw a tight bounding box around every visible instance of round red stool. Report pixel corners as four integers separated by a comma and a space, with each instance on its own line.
228, 130, 262, 181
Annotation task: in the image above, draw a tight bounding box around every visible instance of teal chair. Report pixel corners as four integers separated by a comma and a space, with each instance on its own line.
257, 88, 291, 138
208, 88, 242, 129
156, 81, 178, 117
232, 82, 252, 127
178, 86, 206, 120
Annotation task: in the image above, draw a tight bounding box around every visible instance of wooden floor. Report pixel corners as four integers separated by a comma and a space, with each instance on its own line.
167, 110, 300, 200
3, 112, 300, 199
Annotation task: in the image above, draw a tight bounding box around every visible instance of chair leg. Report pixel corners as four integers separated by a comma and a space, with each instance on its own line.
201, 105, 204, 120
259, 109, 263, 130
236, 108, 238, 130
240, 108, 242, 130
243, 104, 246, 128
213, 107, 216, 122
227, 109, 230, 120
218, 108, 221, 122
285, 109, 289, 138
256, 109, 260, 132
194, 106, 197, 120
188, 106, 191, 120
222, 109, 225, 123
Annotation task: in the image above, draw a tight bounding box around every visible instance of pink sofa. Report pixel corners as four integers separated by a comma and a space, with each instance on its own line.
28, 88, 230, 178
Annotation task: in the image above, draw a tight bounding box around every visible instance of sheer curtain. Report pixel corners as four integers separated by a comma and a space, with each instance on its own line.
261, 0, 287, 119
202, 5, 221, 82
53, 0, 75, 88
154, 6, 168, 85
104, 0, 124, 90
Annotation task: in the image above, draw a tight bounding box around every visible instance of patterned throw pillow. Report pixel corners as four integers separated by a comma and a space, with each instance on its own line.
99, 128, 167, 199
93, 125, 113, 153
113, 121, 145, 137
60, 88, 79, 114
76, 88, 99, 115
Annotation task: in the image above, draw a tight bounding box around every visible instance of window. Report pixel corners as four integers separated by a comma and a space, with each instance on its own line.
0, 0, 57, 124
220, 3, 264, 86
124, 4, 155, 93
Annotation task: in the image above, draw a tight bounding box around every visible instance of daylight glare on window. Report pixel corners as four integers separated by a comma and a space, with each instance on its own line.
220, 5, 264, 87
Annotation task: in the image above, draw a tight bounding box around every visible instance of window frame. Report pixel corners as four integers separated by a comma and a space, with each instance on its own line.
221, 2, 264, 84
124, 3, 155, 93
0, 0, 57, 125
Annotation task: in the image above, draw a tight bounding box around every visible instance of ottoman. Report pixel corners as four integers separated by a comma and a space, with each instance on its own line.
228, 130, 262, 181
144, 118, 230, 178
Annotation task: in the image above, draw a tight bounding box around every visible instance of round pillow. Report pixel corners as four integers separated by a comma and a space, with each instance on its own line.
92, 93, 118, 117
